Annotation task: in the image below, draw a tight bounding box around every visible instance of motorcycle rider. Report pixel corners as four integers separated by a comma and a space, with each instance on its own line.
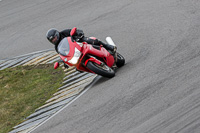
46, 28, 117, 54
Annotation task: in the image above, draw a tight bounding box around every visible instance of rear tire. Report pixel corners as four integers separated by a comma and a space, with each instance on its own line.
86, 61, 115, 78
116, 53, 125, 67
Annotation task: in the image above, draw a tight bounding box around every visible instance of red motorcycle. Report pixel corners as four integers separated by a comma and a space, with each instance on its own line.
54, 27, 125, 78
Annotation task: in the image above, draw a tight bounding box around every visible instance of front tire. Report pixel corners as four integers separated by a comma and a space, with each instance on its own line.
86, 61, 115, 78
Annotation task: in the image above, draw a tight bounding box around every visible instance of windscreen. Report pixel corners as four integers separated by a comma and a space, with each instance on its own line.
57, 38, 70, 56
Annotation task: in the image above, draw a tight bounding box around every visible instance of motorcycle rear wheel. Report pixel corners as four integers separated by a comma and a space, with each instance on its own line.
87, 61, 115, 78
116, 53, 125, 67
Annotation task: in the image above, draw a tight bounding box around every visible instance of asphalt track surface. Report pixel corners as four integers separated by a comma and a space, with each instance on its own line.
1, 0, 200, 133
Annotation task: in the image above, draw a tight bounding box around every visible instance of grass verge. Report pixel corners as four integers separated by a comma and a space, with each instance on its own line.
0, 64, 65, 133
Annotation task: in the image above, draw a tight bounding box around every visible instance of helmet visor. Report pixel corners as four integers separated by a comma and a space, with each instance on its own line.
49, 31, 60, 45
52, 36, 58, 43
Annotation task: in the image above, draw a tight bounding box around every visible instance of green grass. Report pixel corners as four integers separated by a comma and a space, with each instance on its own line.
0, 64, 65, 133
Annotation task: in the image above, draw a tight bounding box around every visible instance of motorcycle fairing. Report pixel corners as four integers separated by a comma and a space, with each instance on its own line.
59, 37, 82, 66
81, 44, 115, 68
84, 56, 102, 66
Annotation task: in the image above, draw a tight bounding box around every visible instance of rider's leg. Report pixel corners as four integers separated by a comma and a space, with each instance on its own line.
92, 38, 118, 68
82, 37, 117, 52
81, 37, 118, 68
98, 40, 117, 52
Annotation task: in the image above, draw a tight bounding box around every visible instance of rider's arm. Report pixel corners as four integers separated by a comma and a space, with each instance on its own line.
60, 29, 84, 37
60, 29, 71, 37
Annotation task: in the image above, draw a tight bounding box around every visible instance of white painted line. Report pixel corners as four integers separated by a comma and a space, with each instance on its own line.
2, 49, 54, 61
29, 76, 101, 133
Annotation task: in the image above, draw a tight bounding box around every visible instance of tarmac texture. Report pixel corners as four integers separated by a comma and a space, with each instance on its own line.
1, 0, 200, 133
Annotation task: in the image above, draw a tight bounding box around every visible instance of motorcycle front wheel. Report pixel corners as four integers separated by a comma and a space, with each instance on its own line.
86, 61, 115, 78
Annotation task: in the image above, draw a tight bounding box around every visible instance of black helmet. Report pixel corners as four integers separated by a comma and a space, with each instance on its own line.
46, 28, 60, 45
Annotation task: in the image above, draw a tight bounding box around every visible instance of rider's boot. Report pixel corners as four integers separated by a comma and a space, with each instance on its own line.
98, 40, 117, 53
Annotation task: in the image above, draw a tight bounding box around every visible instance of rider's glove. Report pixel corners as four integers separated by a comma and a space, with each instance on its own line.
75, 29, 84, 39
77, 32, 84, 39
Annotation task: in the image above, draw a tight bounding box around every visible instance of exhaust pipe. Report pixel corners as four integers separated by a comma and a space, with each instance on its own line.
106, 37, 116, 46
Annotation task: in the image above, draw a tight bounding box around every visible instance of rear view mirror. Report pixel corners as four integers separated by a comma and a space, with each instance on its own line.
54, 62, 59, 69
70, 27, 77, 36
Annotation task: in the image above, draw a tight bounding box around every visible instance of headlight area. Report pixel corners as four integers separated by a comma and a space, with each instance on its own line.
68, 48, 82, 64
